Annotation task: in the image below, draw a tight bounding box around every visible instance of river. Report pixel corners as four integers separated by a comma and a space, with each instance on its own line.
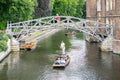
0, 30, 120, 80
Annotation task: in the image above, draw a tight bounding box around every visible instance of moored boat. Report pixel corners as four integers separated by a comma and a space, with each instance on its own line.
53, 55, 70, 68
65, 31, 76, 36
20, 41, 36, 50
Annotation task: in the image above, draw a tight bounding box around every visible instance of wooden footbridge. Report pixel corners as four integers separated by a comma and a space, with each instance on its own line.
6, 16, 113, 42
6, 16, 113, 50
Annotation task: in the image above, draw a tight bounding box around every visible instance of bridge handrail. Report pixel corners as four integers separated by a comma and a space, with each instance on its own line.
8, 16, 113, 27
6, 16, 113, 42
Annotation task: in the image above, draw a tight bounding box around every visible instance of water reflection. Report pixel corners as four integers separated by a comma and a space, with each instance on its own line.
0, 62, 8, 80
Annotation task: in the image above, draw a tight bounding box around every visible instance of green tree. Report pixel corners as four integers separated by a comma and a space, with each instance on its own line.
0, 0, 11, 30
0, 32, 10, 52
75, 0, 85, 18
82, 2, 86, 18
52, 0, 78, 16
0, 0, 37, 30
50, 0, 55, 11
8, 0, 36, 22
35, 0, 51, 17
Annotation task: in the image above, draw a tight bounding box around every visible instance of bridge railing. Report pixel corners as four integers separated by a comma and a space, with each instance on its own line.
6, 16, 113, 42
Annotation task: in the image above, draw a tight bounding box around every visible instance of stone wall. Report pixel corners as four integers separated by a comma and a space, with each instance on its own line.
113, 17, 120, 53
86, 0, 97, 41
86, 0, 97, 21
112, 0, 120, 53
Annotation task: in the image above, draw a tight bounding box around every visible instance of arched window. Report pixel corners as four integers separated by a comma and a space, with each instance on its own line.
97, 0, 101, 11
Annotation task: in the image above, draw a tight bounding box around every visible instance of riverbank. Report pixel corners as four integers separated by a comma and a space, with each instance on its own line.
0, 29, 61, 62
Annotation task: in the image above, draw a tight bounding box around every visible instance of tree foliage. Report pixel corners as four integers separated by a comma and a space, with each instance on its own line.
0, 0, 37, 30
0, 0, 86, 30
76, 0, 85, 18
52, 0, 85, 18
49, 0, 55, 10
8, 0, 36, 22
82, 2, 86, 18
35, 0, 51, 17
0, 32, 10, 52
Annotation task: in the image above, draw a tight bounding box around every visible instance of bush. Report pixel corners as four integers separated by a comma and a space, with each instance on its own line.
3, 34, 9, 42
0, 21, 6, 30
0, 40, 7, 52
0, 32, 5, 40
0, 32, 10, 52
0, 32, 10, 41
6, 34, 12, 39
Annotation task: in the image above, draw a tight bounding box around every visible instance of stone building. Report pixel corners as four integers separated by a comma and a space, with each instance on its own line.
86, 0, 120, 53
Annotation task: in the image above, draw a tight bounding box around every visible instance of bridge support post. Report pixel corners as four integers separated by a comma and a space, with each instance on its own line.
6, 21, 12, 35
100, 36, 113, 51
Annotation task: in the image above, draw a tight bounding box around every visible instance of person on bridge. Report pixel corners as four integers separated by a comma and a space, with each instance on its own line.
55, 13, 60, 23
60, 41, 65, 55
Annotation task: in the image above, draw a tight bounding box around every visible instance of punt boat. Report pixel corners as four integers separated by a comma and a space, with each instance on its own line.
53, 55, 70, 68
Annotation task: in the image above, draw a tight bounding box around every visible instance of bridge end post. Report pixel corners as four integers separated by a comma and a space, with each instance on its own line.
6, 21, 10, 34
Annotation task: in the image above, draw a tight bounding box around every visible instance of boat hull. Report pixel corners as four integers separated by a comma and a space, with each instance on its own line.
53, 57, 70, 68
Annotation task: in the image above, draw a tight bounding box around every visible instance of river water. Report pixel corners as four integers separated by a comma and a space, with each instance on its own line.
0, 30, 120, 80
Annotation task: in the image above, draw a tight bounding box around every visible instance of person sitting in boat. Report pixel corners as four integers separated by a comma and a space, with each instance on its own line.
65, 55, 69, 61
55, 57, 61, 64
60, 58, 65, 64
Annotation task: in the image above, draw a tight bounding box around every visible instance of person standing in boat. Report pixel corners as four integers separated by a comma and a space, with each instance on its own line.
60, 41, 65, 54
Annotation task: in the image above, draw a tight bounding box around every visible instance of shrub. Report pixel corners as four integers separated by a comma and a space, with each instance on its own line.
6, 34, 12, 39
3, 34, 9, 42
0, 32, 4, 40
0, 40, 7, 52
0, 32, 10, 52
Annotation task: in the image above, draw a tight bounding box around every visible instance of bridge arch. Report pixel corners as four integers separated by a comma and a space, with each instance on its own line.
6, 16, 113, 42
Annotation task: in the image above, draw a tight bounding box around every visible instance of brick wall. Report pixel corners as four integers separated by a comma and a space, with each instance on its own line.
86, 0, 97, 21
86, 0, 120, 53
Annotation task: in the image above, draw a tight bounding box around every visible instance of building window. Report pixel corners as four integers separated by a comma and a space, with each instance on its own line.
110, 0, 112, 10
106, 0, 109, 11
113, 0, 115, 10
97, 0, 101, 11
106, 18, 109, 24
